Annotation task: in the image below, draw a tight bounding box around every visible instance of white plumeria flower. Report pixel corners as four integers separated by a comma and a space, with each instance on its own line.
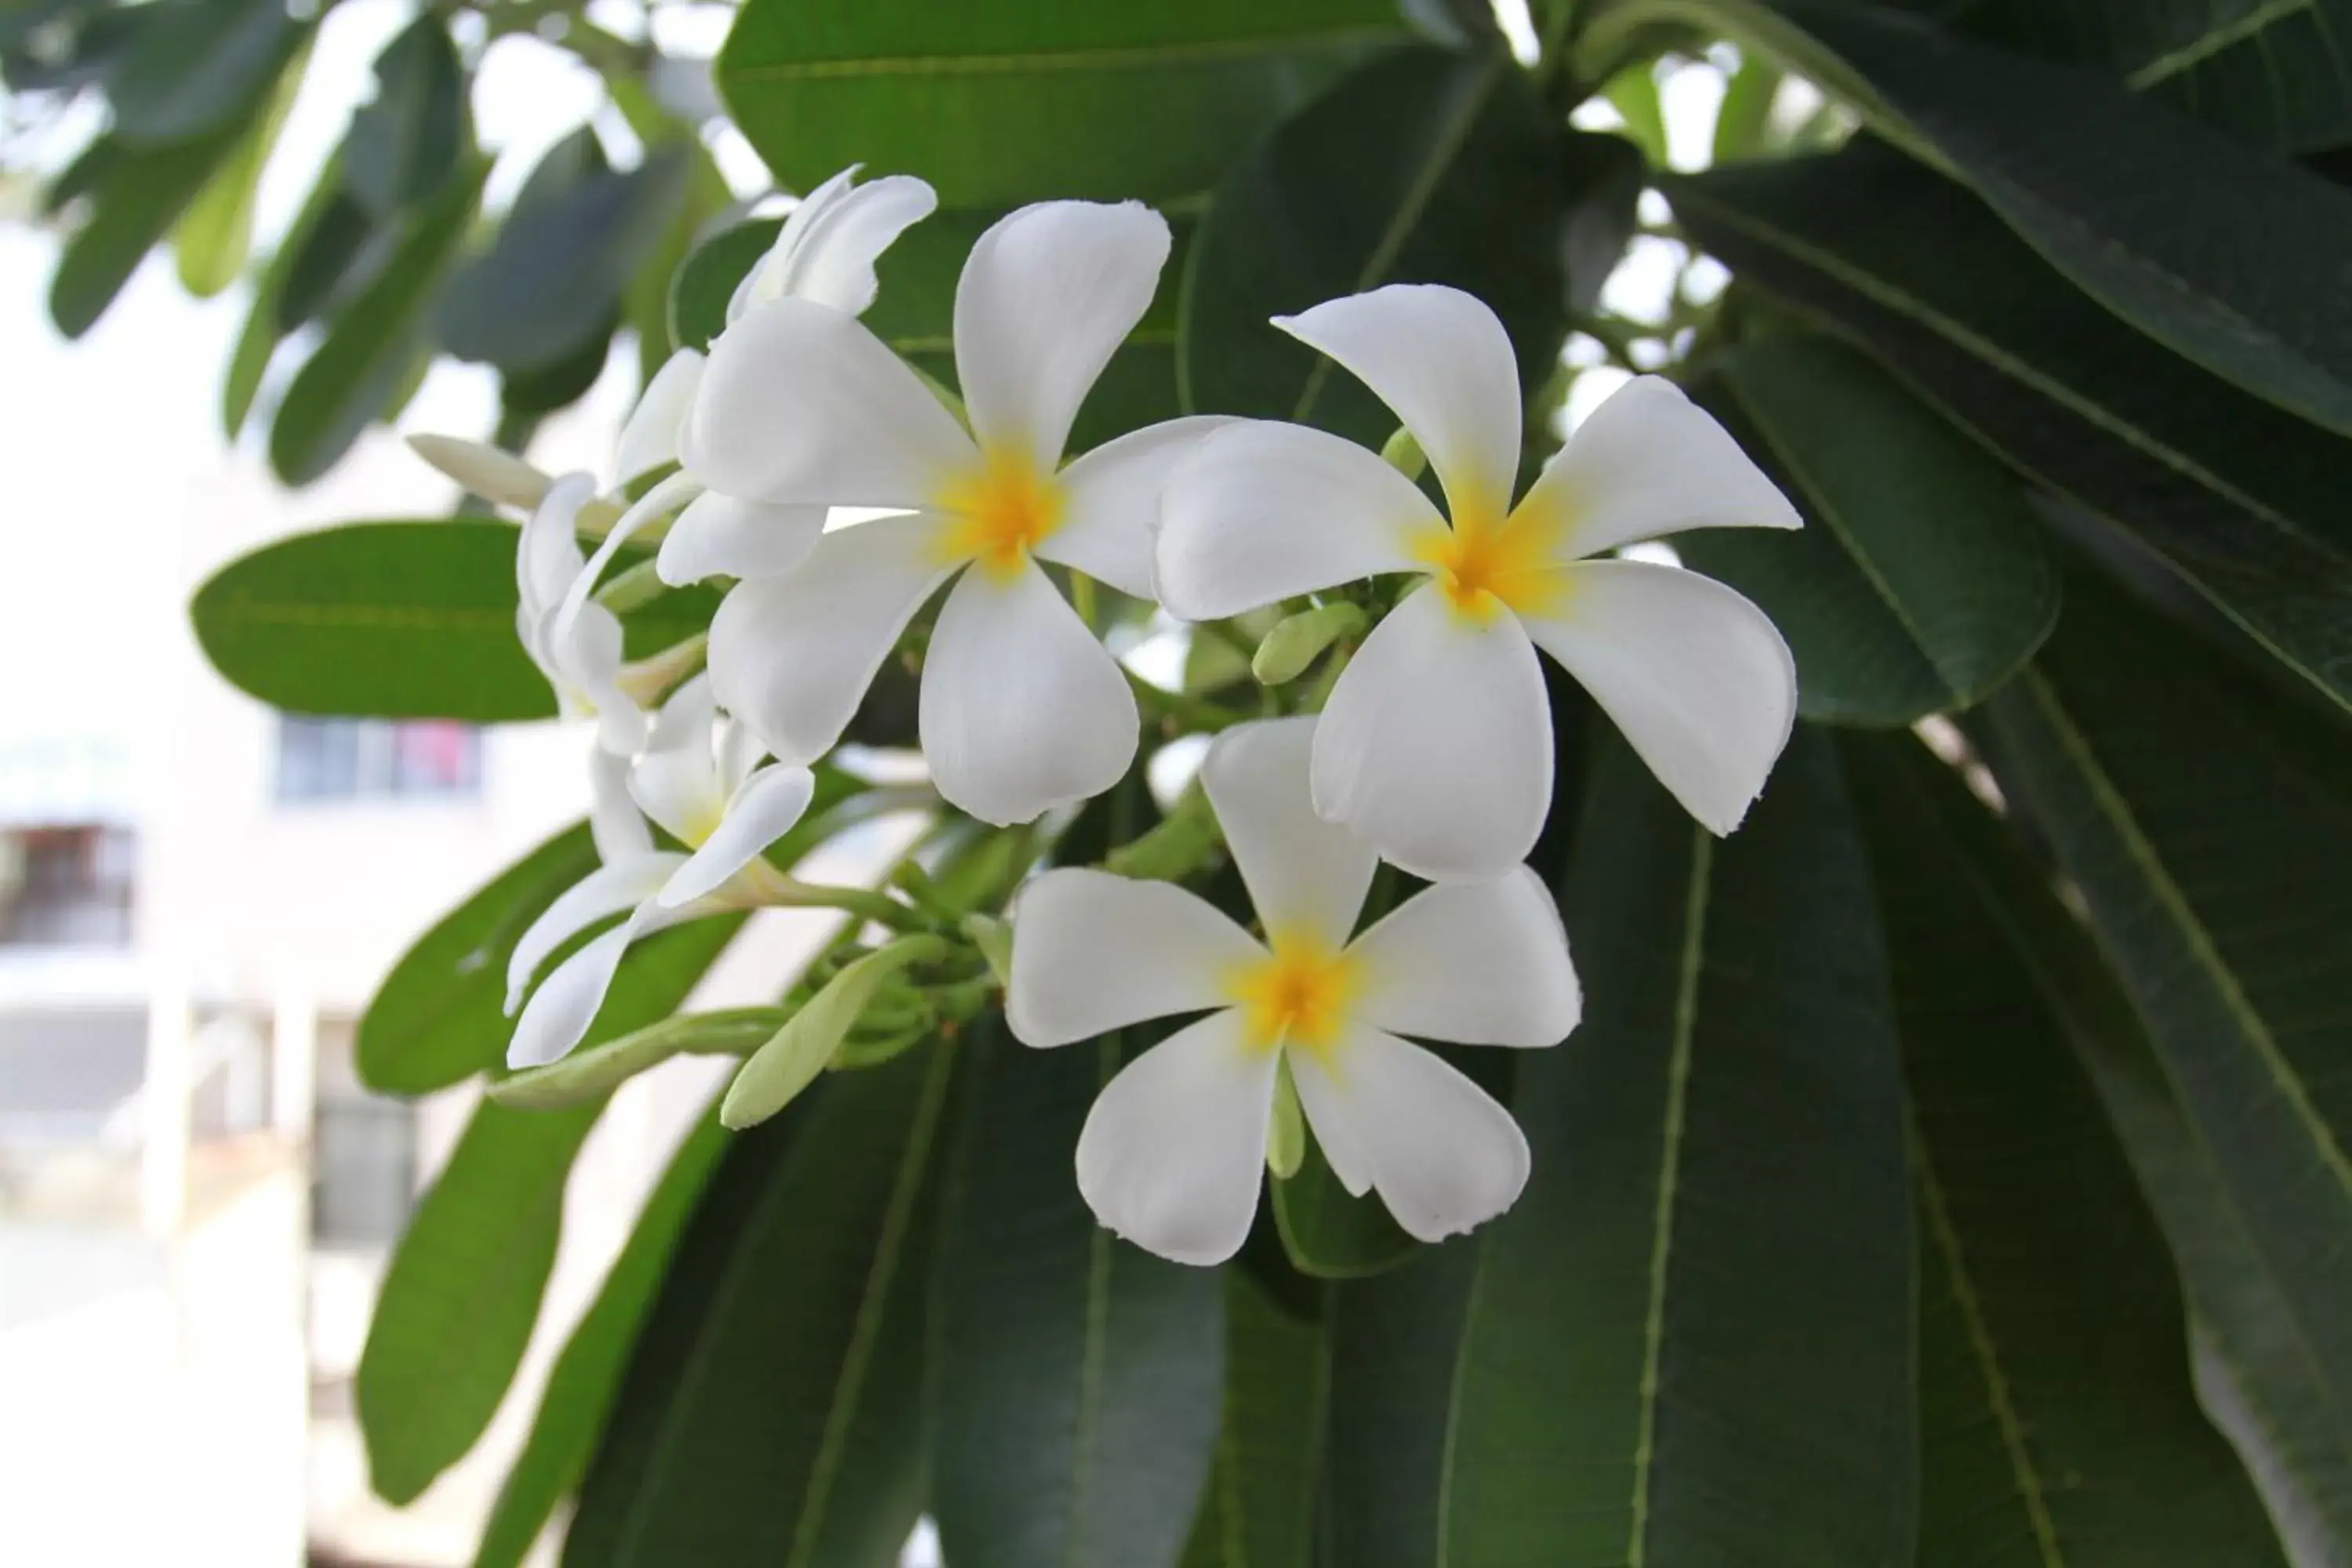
1006, 716, 1581, 1266
681, 198, 1232, 826
1157, 284, 1802, 884
505, 676, 817, 1069
518, 472, 642, 754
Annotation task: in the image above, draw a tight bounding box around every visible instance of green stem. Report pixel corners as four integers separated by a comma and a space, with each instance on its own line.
1126, 670, 1243, 733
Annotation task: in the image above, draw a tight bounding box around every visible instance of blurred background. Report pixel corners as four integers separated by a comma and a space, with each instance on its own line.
0, 1, 1762, 1560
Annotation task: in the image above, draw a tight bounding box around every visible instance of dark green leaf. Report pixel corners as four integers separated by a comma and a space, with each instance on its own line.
358, 1098, 604, 1504
346, 16, 467, 216
108, 0, 302, 146
1680, 333, 2058, 726
1842, 731, 2287, 1564
1271, 1138, 1415, 1279
1181, 48, 1570, 450
5, 3, 148, 93
1976, 568, 2352, 1483
932, 1023, 1225, 1568
473, 1105, 730, 1568
564, 1044, 955, 1568
1669, 146, 2352, 713
1440, 729, 1914, 1566
273, 186, 379, 330
1709, 0, 2352, 437
1181, 1272, 1329, 1568
191, 521, 715, 722
501, 316, 615, 417
49, 128, 245, 339
714, 0, 1410, 208
271, 158, 485, 484
440, 147, 688, 373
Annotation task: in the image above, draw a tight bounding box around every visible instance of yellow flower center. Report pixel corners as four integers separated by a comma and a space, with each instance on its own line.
1227, 928, 1358, 1058
1409, 495, 1570, 622
935, 447, 1065, 582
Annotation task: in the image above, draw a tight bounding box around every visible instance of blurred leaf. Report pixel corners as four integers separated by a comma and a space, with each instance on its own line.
564, 1044, 956, 1568
1441, 730, 1914, 1566
1976, 570, 2352, 1481
274, 187, 379, 329
472, 1105, 731, 1568
1181, 49, 1570, 452
440, 146, 689, 372
1681, 334, 2058, 726
49, 127, 245, 339
1842, 731, 2288, 1564
1559, 131, 1644, 317
1601, 60, 1668, 165
346, 16, 468, 215
223, 157, 344, 437
714, 0, 1410, 208
1670, 146, 2352, 714
4, 3, 148, 93
500, 314, 615, 417
271, 158, 486, 484
358, 1098, 605, 1505
1180, 1272, 1329, 1568
108, 0, 302, 146
172, 32, 304, 297
1687, 0, 2352, 437
191, 520, 717, 722
932, 1023, 1225, 1568
1271, 1138, 1415, 1279
1712, 51, 1781, 160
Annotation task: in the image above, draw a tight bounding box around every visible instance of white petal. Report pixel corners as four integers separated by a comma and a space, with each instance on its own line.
767, 172, 938, 316
686, 298, 975, 509
615, 350, 704, 485
657, 764, 816, 908
588, 747, 652, 863
1155, 420, 1432, 620
1075, 1010, 1278, 1265
656, 490, 827, 585
645, 670, 717, 755
566, 604, 643, 756
728, 166, 858, 321
1287, 1026, 1530, 1243
954, 201, 1171, 473
707, 513, 957, 764
1198, 716, 1374, 952
919, 557, 1138, 826
505, 855, 681, 1014
1311, 586, 1553, 883
1523, 560, 1797, 836
629, 748, 724, 846
517, 471, 597, 621
1516, 375, 1801, 561
1007, 867, 1265, 1047
1034, 415, 1235, 600
413, 434, 555, 514
1274, 285, 1523, 520
505, 902, 691, 1071
1346, 866, 1580, 1047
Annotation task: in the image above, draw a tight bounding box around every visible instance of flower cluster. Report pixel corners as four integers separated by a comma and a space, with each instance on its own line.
420, 165, 1800, 1265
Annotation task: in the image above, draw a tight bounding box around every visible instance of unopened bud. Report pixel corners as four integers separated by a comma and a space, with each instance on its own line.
1251, 601, 1366, 686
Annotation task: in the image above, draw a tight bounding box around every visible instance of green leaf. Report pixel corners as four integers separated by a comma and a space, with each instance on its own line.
173, 34, 305, 297
274, 186, 381, 332
1711, 50, 1781, 160
1319, 1240, 1481, 1568
493, 1010, 783, 1111
1180, 1274, 1329, 1568
49, 128, 245, 339
720, 935, 949, 1129
564, 1044, 956, 1568
500, 315, 615, 418
1181, 48, 1570, 448
190, 520, 717, 721
271, 158, 485, 485
107, 0, 302, 145
472, 1103, 730, 1568
1271, 1138, 1415, 1279
1841, 730, 2288, 1564
671, 205, 1193, 452
346, 17, 468, 216
932, 1023, 1225, 1568
1679, 333, 2058, 726
1668, 147, 2352, 713
1440, 729, 1915, 1566
714, 0, 1410, 208
1674, 0, 2352, 437
440, 147, 689, 373
1975, 569, 2352, 1489
358, 1098, 605, 1504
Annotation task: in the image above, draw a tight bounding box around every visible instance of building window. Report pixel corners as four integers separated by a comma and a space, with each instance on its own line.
276, 717, 481, 804
0, 825, 135, 947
